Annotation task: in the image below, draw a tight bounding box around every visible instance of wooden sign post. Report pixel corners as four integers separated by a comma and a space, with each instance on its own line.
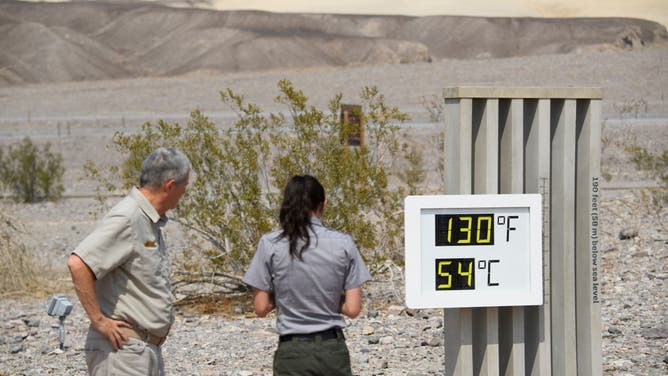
341, 104, 364, 147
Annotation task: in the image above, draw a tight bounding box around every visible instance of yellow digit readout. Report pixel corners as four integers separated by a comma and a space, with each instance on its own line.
435, 258, 476, 290
435, 214, 495, 246
447, 217, 453, 243
458, 216, 472, 244
437, 260, 452, 289
459, 260, 473, 287
476, 215, 492, 243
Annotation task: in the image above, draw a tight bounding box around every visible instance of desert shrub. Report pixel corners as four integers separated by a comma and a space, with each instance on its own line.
86, 80, 424, 287
613, 98, 647, 119
0, 212, 58, 298
420, 94, 444, 122
625, 145, 668, 227
0, 137, 65, 203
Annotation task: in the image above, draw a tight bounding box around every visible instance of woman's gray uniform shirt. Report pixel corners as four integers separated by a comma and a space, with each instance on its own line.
243, 217, 371, 335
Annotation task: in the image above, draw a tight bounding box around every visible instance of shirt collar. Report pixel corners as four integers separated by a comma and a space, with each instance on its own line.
310, 216, 323, 227
130, 187, 168, 226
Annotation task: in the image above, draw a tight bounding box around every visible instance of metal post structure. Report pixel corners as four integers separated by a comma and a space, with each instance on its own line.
443, 87, 602, 376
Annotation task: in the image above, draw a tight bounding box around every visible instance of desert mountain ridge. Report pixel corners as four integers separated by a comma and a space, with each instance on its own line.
1, 0, 667, 86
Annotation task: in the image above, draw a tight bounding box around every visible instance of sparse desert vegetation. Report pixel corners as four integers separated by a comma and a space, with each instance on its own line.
0, 1, 666, 374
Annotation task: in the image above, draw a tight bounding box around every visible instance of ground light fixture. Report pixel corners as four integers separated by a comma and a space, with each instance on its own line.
46, 295, 73, 350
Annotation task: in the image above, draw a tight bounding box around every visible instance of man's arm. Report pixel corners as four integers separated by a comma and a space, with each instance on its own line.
340, 286, 362, 318
67, 254, 132, 349
252, 288, 275, 317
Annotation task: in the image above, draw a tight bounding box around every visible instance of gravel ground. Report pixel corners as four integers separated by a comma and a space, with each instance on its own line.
1, 188, 666, 375
0, 47, 667, 375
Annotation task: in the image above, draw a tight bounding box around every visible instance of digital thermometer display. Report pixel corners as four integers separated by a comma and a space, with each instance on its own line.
405, 194, 543, 308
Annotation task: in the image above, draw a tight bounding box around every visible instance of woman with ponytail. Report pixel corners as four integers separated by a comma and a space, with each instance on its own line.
243, 175, 371, 375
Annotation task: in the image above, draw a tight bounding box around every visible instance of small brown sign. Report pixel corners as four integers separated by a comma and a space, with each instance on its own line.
340, 104, 364, 147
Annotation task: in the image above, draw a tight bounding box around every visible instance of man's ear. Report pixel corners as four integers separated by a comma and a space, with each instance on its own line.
163, 179, 176, 192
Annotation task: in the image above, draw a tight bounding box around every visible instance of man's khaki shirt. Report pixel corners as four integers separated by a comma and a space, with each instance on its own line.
74, 187, 173, 337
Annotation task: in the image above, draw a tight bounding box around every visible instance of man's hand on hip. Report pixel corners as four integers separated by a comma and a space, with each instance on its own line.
92, 316, 132, 350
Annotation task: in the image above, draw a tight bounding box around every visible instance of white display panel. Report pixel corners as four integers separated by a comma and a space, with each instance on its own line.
405, 194, 543, 309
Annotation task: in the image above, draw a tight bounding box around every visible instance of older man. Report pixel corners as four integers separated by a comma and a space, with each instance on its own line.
67, 147, 191, 375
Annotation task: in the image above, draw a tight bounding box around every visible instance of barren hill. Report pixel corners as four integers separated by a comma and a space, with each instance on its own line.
1, 0, 667, 85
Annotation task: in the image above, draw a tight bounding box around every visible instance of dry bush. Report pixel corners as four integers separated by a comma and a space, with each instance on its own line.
0, 212, 64, 298
420, 94, 444, 122
625, 145, 668, 232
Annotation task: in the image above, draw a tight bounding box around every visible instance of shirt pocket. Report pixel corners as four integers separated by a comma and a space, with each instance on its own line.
135, 240, 163, 279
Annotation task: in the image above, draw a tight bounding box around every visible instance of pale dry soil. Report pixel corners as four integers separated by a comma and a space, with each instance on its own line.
0, 47, 667, 375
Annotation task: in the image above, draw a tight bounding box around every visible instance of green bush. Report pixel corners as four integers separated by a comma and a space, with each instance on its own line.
0, 137, 65, 203
86, 80, 424, 276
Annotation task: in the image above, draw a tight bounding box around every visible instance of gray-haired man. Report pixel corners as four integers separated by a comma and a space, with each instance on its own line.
67, 147, 191, 375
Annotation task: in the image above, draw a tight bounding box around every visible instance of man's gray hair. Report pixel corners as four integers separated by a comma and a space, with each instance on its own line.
140, 147, 191, 189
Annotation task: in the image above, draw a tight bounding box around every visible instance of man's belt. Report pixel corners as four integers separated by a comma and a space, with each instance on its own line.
120, 327, 166, 346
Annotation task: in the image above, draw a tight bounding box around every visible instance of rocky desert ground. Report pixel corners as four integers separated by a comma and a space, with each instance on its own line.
1, 2, 667, 375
